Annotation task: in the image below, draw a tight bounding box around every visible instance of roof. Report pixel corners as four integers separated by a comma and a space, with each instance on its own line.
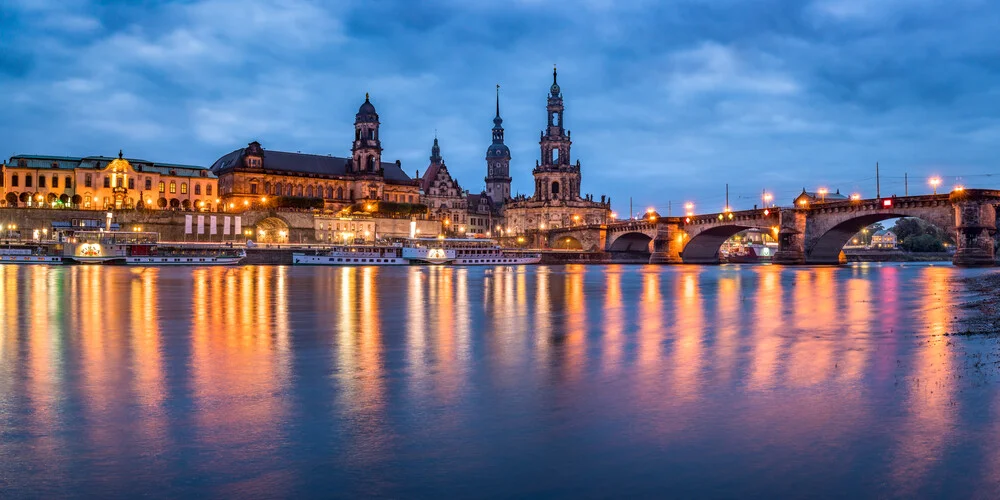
873, 229, 895, 236
210, 147, 413, 184
795, 189, 849, 202
6, 154, 214, 178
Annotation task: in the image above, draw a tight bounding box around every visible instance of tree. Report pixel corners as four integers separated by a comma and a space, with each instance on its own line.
892, 217, 951, 252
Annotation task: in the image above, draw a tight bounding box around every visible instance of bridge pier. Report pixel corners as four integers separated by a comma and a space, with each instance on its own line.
649, 221, 684, 264
772, 208, 806, 265
951, 194, 997, 267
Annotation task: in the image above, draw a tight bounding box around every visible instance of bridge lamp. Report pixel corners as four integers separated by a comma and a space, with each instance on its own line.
727, 213, 734, 220
954, 185, 965, 192
762, 193, 773, 207
798, 199, 809, 207
718, 214, 724, 221
817, 188, 828, 202
850, 193, 861, 201
929, 177, 941, 195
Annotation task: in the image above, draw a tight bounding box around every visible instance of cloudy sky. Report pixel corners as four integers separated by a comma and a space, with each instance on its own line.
2, 0, 999, 214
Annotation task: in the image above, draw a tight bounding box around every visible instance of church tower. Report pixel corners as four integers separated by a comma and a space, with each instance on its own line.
533, 66, 581, 202
485, 84, 512, 205
351, 93, 382, 174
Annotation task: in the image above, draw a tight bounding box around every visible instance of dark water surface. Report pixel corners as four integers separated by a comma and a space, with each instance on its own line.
2, 263, 1000, 498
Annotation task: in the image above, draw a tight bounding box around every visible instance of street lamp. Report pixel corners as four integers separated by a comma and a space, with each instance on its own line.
929, 177, 941, 195
684, 202, 694, 216
817, 188, 828, 202
850, 193, 861, 201
762, 193, 772, 208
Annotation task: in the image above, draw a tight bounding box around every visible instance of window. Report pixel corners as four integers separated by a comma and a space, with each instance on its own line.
85, 174, 92, 187
337, 187, 344, 199
103, 176, 110, 188
52, 175, 58, 188
194, 184, 201, 195
128, 178, 135, 189
552, 181, 560, 195
206, 185, 212, 195
66, 176, 72, 188
159, 181, 165, 193
84, 195, 91, 208
169, 182, 176, 194
180, 183, 188, 194
11, 174, 18, 187
145, 178, 152, 190
39, 176, 46, 188
250, 183, 258, 195
25, 176, 32, 188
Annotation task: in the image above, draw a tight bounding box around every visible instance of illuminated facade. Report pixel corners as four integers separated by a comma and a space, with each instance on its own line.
209, 95, 420, 211
504, 67, 611, 234
315, 215, 376, 243
420, 138, 469, 231
1, 151, 218, 211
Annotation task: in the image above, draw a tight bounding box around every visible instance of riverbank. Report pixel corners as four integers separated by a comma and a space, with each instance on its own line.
956, 271, 1000, 336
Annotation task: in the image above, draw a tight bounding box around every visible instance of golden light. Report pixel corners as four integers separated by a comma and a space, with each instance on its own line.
929, 176, 941, 195
444, 219, 450, 226
798, 199, 808, 206
366, 204, 374, 211
771, 226, 779, 235
850, 193, 861, 201
261, 197, 267, 203
762, 193, 773, 202
610, 212, 618, 219
718, 214, 724, 220
646, 207, 654, 213
215, 198, 220, 203
727, 213, 734, 220
229, 203, 235, 209
197, 201, 204, 207
516, 236, 525, 243
954, 185, 964, 192
243, 200, 249, 206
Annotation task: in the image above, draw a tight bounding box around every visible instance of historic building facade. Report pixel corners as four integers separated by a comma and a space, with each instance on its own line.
1, 151, 217, 211
420, 138, 469, 231
504, 68, 612, 234
209, 94, 420, 211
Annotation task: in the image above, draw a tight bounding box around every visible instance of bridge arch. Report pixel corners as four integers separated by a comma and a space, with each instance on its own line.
807, 212, 953, 264
254, 216, 290, 243
608, 231, 653, 252
682, 224, 756, 263
552, 235, 583, 250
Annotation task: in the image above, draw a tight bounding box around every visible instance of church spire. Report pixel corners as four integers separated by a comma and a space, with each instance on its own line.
492, 84, 504, 141
430, 136, 442, 165
550, 64, 560, 96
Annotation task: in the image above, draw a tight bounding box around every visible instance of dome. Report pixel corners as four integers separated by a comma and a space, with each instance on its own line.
356, 93, 378, 121
487, 144, 510, 158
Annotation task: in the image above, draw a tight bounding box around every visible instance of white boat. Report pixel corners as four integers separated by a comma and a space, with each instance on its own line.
0, 245, 64, 264
293, 244, 406, 266
62, 231, 245, 265
402, 238, 541, 265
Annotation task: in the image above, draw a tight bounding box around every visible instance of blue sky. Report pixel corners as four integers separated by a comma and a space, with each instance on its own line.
2, 0, 999, 215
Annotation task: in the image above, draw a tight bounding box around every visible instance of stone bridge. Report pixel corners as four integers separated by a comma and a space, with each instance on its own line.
542, 189, 1000, 267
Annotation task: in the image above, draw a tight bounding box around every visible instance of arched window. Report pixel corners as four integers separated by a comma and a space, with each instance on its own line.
337, 187, 344, 199
65, 176, 72, 188
553, 148, 559, 163
194, 184, 201, 195
325, 186, 333, 198
285, 184, 292, 196
264, 182, 270, 194
274, 182, 282, 195
306, 185, 314, 197
552, 181, 560, 195
11, 173, 18, 187
296, 185, 303, 197
369, 129, 375, 140
355, 129, 361, 140
367, 156, 376, 172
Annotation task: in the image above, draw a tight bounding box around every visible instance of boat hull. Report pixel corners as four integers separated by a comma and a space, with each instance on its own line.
0, 255, 64, 264
292, 253, 406, 266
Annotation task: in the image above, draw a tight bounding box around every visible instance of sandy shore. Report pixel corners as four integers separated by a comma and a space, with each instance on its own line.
956, 271, 1000, 336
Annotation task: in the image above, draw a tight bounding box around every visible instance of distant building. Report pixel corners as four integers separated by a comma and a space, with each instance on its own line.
314, 215, 375, 244
871, 229, 898, 249
794, 188, 849, 206
2, 151, 217, 211
504, 67, 611, 235
209, 94, 420, 211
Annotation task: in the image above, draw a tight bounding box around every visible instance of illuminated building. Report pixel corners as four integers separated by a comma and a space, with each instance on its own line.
793, 188, 848, 206
1, 151, 217, 211
504, 67, 612, 235
314, 215, 376, 243
209, 94, 420, 211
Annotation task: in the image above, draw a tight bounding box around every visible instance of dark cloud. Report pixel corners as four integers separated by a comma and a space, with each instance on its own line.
2, 0, 998, 213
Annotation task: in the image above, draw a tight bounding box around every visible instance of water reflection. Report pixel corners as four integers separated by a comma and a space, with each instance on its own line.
0, 263, 996, 497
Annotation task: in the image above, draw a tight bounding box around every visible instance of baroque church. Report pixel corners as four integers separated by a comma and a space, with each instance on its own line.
504, 67, 612, 236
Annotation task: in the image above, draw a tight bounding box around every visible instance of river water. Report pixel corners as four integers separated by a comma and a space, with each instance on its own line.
1, 263, 1000, 498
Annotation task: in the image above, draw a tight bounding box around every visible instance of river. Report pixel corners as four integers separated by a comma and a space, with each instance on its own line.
1, 263, 999, 498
